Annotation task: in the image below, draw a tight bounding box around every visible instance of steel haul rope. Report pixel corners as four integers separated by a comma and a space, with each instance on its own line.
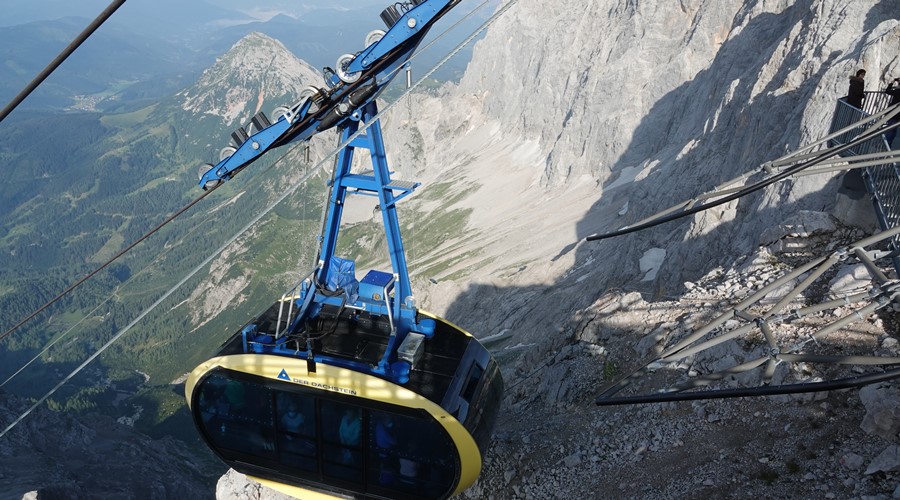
585, 107, 900, 241
0, 0, 127, 124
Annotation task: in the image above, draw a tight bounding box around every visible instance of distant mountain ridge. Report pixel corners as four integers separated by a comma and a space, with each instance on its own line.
179, 32, 321, 127
0, 0, 254, 36
0, 17, 195, 110
0, 1, 478, 112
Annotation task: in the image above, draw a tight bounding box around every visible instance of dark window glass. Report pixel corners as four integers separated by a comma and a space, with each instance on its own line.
275, 392, 317, 472
462, 363, 484, 402
196, 373, 276, 460
195, 370, 463, 499
466, 362, 503, 459
367, 410, 456, 498
320, 400, 364, 484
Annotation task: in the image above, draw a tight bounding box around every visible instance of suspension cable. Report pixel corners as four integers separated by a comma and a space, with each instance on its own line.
596, 367, 900, 406
585, 108, 900, 242
0, 290, 114, 388
0, 0, 127, 124
0, 0, 522, 438
399, 0, 496, 71
0, 191, 231, 388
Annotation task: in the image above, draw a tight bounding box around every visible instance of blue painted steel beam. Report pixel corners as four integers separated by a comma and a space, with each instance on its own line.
348, 0, 456, 75
316, 101, 414, 316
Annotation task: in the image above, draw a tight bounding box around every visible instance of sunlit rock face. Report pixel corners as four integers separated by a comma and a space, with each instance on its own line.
180, 32, 321, 127
396, 0, 900, 296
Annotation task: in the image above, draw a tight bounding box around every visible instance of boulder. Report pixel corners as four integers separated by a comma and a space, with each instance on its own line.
859, 384, 900, 441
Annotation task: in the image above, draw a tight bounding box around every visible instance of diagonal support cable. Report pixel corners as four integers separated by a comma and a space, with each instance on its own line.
586, 105, 900, 241
0, 0, 523, 439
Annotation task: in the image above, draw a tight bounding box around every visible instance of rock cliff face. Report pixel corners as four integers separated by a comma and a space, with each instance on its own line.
0, 390, 220, 497
399, 1, 900, 497
459, 0, 899, 186
393, 0, 900, 319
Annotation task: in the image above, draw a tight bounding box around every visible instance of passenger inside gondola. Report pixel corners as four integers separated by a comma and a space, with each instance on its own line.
322, 401, 363, 482
280, 402, 304, 430
277, 393, 316, 471
373, 413, 399, 485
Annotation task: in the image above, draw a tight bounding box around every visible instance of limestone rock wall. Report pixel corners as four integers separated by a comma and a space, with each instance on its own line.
407, 0, 900, 294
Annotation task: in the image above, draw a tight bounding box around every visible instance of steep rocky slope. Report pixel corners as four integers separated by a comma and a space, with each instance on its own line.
462, 216, 900, 498
180, 32, 322, 128
407, 0, 900, 296
401, 0, 900, 497
175, 32, 334, 335
0, 390, 220, 498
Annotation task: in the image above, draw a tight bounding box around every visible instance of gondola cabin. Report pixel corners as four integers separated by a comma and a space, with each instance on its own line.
186, 64, 502, 498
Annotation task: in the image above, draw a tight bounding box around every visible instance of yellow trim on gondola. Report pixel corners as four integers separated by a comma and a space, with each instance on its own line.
418, 309, 473, 338
185, 351, 481, 498
251, 476, 349, 499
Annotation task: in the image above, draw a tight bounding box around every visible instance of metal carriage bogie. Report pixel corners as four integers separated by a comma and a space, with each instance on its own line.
335, 0, 459, 84
187, 2, 502, 497
198, 0, 464, 189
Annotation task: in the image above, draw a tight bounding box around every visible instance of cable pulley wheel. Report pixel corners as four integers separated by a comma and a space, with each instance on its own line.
365, 29, 386, 48
271, 106, 291, 123
219, 146, 237, 162
335, 54, 361, 84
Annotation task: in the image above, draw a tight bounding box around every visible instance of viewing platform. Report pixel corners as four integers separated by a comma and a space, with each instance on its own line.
828, 91, 900, 274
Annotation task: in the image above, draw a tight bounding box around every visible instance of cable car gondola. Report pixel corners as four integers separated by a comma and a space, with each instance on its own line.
185, 304, 502, 500
185, 85, 502, 497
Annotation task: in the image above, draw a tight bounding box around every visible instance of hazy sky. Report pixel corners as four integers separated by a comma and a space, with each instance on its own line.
226, 0, 387, 20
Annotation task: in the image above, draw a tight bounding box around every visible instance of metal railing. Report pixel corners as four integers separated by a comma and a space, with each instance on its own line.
275, 268, 318, 339
829, 91, 900, 275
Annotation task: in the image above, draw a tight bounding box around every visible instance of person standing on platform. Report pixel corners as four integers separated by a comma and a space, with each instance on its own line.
847, 69, 867, 109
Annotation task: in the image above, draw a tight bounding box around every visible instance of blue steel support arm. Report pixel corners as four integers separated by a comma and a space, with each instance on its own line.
347, 0, 458, 76
316, 124, 358, 285
316, 101, 413, 309
196, 0, 460, 192
364, 105, 413, 311
193, 0, 459, 386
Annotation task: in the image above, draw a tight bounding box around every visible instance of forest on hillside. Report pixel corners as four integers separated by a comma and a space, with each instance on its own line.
0, 91, 329, 441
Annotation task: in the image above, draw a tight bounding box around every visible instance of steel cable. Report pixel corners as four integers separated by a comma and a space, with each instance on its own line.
0, 189, 241, 388
0, 0, 127, 124
586, 110, 900, 241
0, 0, 507, 344
0, 187, 217, 342
596, 367, 900, 405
